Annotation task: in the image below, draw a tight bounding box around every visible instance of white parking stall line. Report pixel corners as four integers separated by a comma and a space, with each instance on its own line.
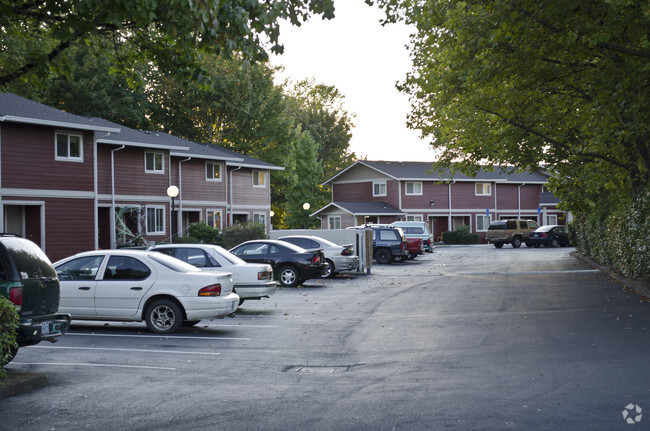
27, 346, 221, 355
455, 269, 600, 276
65, 332, 251, 341
11, 362, 176, 371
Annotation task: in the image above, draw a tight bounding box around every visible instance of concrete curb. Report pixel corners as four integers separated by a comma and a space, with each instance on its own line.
571, 251, 650, 301
0, 371, 48, 400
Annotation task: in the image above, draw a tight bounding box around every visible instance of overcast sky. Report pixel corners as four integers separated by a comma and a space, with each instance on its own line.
269, 0, 437, 162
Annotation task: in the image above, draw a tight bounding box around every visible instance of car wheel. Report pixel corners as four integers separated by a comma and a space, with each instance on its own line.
321, 259, 335, 278
182, 320, 200, 327
375, 248, 392, 264
145, 299, 183, 333
551, 238, 559, 248
279, 265, 300, 287
512, 237, 522, 248
525, 242, 533, 247
494, 242, 504, 249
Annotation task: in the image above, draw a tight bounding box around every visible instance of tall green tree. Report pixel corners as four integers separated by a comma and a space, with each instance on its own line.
372, 0, 650, 213
0, 0, 334, 88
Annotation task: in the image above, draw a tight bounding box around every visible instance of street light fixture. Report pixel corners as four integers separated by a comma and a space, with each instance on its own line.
167, 185, 179, 242
302, 202, 310, 230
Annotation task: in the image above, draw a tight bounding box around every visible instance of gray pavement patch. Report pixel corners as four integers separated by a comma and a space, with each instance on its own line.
0, 371, 47, 400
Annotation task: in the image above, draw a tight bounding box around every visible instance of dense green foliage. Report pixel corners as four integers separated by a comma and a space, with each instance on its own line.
0, 0, 335, 88
572, 189, 650, 280
442, 225, 480, 245
0, 297, 19, 377
373, 0, 650, 277
178, 222, 266, 249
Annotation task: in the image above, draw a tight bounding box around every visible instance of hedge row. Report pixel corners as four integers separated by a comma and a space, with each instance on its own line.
0, 297, 19, 378
572, 188, 650, 281
442, 225, 480, 244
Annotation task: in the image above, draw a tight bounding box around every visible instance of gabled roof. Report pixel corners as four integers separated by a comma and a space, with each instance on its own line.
311, 201, 404, 218
0, 92, 120, 133
323, 160, 550, 185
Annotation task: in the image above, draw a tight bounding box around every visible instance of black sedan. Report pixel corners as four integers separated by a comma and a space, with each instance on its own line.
528, 225, 571, 247
230, 240, 328, 287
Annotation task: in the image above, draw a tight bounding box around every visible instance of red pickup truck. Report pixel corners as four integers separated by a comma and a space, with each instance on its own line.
394, 237, 424, 262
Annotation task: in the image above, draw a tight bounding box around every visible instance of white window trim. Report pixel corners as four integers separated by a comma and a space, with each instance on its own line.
55, 131, 83, 162
253, 212, 267, 226
373, 181, 387, 197
405, 182, 423, 196
144, 151, 165, 174
328, 216, 341, 230
546, 214, 558, 225
476, 214, 491, 232
475, 183, 492, 196
253, 170, 266, 188
146, 206, 165, 234
406, 215, 424, 222
207, 210, 222, 229
206, 162, 222, 182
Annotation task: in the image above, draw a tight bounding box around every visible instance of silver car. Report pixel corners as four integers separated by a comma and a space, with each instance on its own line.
150, 244, 276, 305
278, 235, 359, 278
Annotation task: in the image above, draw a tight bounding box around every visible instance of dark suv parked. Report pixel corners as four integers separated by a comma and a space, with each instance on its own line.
0, 235, 70, 363
349, 225, 408, 264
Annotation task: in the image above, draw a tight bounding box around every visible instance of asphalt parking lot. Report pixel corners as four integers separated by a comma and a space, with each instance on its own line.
1, 245, 649, 431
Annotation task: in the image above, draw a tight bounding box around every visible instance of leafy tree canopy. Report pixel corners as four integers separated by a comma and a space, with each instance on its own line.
372, 0, 650, 212
0, 0, 334, 87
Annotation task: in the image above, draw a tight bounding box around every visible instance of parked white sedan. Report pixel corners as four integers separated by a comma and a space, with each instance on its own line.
54, 250, 239, 333
149, 244, 277, 305
278, 235, 359, 278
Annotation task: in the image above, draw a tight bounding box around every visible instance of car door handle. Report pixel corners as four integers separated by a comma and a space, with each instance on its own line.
130, 287, 143, 291
78, 287, 91, 291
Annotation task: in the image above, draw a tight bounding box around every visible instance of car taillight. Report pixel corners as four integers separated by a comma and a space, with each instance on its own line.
10, 287, 22, 312
541, 233, 548, 237
198, 284, 221, 296
341, 247, 353, 256
258, 269, 272, 280
312, 254, 321, 264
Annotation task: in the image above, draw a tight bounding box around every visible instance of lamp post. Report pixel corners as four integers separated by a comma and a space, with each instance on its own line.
167, 185, 179, 242
269, 210, 274, 231
302, 202, 310, 230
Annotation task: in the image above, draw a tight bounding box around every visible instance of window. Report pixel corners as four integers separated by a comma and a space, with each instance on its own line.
103, 256, 151, 280
55, 132, 83, 161
405, 182, 422, 195
146, 206, 165, 234
475, 183, 491, 196
406, 215, 423, 222
206, 162, 222, 181
145, 152, 164, 173
546, 214, 557, 225
373, 181, 386, 197
329, 216, 341, 230
476, 215, 490, 231
378, 229, 398, 241
253, 213, 266, 226
253, 170, 266, 187
207, 211, 222, 229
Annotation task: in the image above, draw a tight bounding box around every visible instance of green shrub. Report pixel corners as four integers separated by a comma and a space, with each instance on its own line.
442, 225, 480, 244
0, 296, 19, 378
573, 188, 650, 280
220, 223, 267, 249
187, 222, 221, 244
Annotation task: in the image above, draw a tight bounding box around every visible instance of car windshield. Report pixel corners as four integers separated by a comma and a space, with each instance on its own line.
3, 237, 57, 279
148, 252, 203, 273
536, 225, 555, 232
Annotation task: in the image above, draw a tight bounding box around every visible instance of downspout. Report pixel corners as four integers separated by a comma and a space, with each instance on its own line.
229, 166, 241, 226
518, 183, 525, 218
177, 157, 192, 236
493, 182, 497, 221
111, 145, 125, 248
448, 181, 455, 231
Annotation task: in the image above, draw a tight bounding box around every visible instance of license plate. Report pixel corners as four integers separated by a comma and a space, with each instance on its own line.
41, 321, 50, 336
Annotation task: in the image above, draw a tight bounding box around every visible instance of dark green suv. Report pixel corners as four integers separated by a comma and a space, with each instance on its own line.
0, 235, 70, 363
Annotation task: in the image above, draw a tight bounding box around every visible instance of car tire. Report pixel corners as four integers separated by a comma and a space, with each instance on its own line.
375, 248, 392, 264
393, 255, 407, 263
145, 299, 184, 333
494, 242, 504, 249
525, 242, 533, 247
551, 238, 559, 248
512, 237, 522, 248
279, 265, 300, 287
321, 259, 335, 278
